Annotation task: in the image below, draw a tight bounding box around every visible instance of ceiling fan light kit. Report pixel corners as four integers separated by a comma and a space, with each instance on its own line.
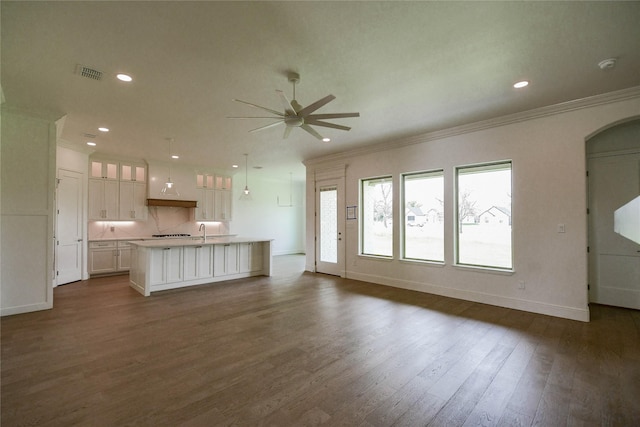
229, 72, 360, 141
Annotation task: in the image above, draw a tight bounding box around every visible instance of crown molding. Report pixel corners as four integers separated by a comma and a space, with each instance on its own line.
304, 85, 640, 167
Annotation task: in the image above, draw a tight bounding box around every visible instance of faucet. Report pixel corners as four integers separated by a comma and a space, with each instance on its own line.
198, 223, 206, 242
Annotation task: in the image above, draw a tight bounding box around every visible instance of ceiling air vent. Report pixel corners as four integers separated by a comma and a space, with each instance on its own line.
75, 64, 103, 81
83, 133, 97, 139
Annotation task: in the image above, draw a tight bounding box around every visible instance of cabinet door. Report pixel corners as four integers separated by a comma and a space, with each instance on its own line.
89, 179, 119, 220
91, 160, 118, 180
150, 247, 183, 285
121, 163, 146, 182
103, 180, 119, 220
196, 189, 215, 221
119, 181, 147, 220
196, 173, 214, 188
214, 244, 239, 276
184, 245, 213, 280
215, 174, 232, 190
249, 242, 263, 272
117, 247, 131, 271
214, 190, 232, 221
89, 248, 117, 274
166, 247, 183, 283
132, 182, 147, 220
89, 179, 106, 219
239, 242, 263, 273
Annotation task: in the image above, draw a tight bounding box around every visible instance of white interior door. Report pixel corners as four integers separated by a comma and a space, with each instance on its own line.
588, 152, 640, 309
315, 178, 345, 276
56, 169, 83, 285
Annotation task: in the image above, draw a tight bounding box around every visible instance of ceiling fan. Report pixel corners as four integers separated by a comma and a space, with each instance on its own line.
229, 72, 359, 141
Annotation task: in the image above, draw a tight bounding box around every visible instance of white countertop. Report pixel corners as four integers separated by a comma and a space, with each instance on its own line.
128, 236, 273, 248
88, 234, 236, 242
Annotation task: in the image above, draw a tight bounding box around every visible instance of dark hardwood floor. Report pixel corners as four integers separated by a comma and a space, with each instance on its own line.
2, 255, 639, 426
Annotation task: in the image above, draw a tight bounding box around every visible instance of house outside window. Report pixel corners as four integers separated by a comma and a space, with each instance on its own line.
361, 176, 393, 257
456, 161, 512, 270
402, 170, 444, 262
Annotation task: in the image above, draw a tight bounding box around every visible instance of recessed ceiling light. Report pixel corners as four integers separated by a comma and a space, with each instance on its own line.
98, 127, 109, 132
86, 141, 96, 146
232, 164, 239, 168
513, 80, 529, 89
322, 137, 331, 142
171, 155, 179, 159
116, 73, 133, 82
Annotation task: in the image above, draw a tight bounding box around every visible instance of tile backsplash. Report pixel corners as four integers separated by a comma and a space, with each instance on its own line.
88, 206, 229, 240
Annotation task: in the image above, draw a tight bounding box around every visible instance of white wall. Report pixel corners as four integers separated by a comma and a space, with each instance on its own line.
1, 108, 56, 316
305, 89, 640, 322
230, 174, 305, 256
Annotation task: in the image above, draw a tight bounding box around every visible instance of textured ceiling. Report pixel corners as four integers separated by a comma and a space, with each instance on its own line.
2, 1, 640, 181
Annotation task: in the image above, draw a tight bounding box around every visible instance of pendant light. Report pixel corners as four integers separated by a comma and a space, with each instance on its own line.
239, 153, 252, 201
161, 138, 180, 196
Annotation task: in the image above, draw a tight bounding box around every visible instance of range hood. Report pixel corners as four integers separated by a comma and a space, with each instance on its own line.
147, 198, 197, 208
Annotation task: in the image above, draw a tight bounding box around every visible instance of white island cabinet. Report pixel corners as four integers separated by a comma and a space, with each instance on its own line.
129, 237, 272, 296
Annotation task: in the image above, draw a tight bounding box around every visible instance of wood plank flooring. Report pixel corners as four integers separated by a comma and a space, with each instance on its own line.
2, 255, 640, 426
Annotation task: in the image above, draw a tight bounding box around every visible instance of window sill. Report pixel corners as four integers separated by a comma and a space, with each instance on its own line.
358, 254, 394, 262
453, 263, 515, 275
399, 259, 445, 267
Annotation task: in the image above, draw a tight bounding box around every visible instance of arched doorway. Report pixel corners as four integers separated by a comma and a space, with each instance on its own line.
586, 118, 640, 310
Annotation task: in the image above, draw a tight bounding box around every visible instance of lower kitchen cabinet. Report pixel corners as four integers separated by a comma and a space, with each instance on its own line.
129, 239, 272, 296
184, 245, 214, 280
89, 240, 138, 276
214, 244, 239, 277
89, 241, 117, 275
149, 246, 183, 285
239, 242, 263, 273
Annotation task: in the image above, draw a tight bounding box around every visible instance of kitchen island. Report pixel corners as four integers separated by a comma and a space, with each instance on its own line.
129, 237, 272, 296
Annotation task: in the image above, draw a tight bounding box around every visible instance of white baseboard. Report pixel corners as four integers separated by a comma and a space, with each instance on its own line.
1, 301, 53, 317
346, 271, 590, 322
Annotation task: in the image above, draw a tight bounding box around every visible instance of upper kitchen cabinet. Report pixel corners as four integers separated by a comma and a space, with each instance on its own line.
119, 181, 147, 220
196, 173, 214, 189
91, 159, 118, 180
215, 174, 232, 190
89, 179, 119, 220
214, 189, 232, 221
88, 156, 149, 221
120, 162, 146, 182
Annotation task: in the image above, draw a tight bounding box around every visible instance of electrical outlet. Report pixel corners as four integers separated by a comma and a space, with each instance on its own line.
110, 226, 115, 232
518, 280, 526, 290
557, 223, 565, 233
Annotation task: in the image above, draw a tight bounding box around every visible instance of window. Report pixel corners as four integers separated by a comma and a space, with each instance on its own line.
361, 176, 393, 257
456, 161, 512, 269
402, 170, 444, 262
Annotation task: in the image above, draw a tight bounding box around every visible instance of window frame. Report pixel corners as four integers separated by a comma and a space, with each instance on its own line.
454, 160, 514, 271
401, 169, 445, 264
359, 175, 394, 258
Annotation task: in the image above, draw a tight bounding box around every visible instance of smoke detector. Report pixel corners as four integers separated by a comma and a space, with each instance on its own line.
598, 58, 617, 70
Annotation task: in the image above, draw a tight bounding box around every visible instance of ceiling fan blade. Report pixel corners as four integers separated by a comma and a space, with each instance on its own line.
248, 121, 284, 133
233, 99, 284, 117
298, 94, 336, 117
283, 126, 292, 140
304, 119, 352, 131
301, 124, 324, 140
276, 90, 296, 115
227, 116, 283, 119
306, 112, 360, 120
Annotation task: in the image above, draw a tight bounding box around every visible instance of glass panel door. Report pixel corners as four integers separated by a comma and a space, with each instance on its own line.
320, 187, 338, 263
316, 178, 344, 276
